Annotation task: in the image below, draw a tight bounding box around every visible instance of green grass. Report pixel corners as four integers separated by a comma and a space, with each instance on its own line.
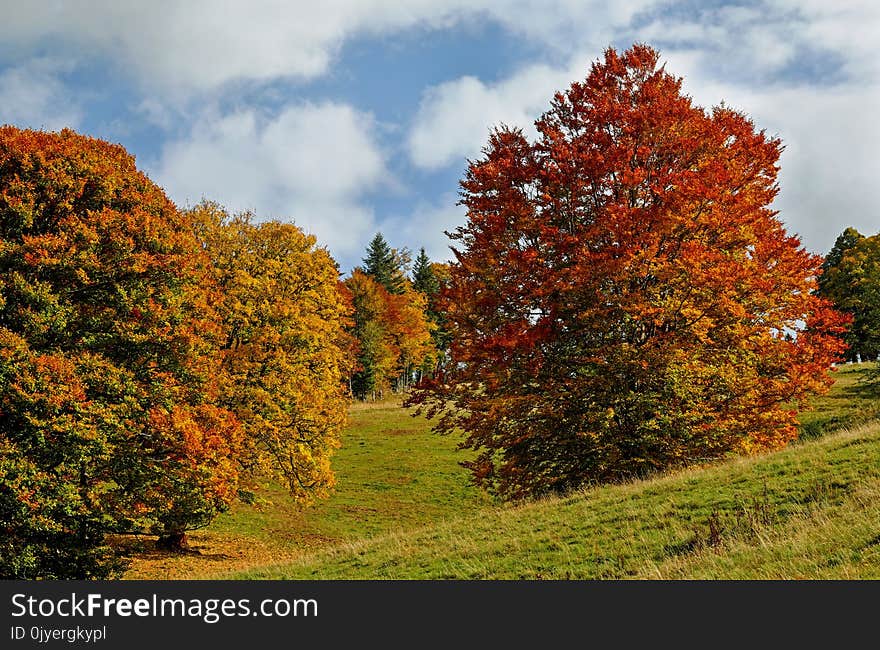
215, 401, 493, 543
125, 363, 879, 579
797, 362, 880, 439
123, 399, 492, 578
231, 422, 880, 579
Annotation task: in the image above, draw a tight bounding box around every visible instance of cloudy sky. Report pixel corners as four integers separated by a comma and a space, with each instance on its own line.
1, 1, 877, 271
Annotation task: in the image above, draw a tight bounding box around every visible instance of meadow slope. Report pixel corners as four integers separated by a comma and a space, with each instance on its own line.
124, 363, 879, 579
232, 420, 880, 579
121, 400, 493, 578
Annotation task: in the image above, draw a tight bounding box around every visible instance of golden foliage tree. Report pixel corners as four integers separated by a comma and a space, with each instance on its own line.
386, 289, 436, 390
189, 202, 350, 503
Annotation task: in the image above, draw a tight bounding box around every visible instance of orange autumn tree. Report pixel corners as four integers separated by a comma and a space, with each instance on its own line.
0, 128, 241, 576
345, 270, 399, 399
386, 289, 435, 392
345, 269, 435, 399
410, 45, 848, 500
189, 202, 350, 504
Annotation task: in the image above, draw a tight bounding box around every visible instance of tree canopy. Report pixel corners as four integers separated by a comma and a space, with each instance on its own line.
819, 227, 880, 363
188, 202, 351, 505
820, 227, 864, 291
409, 45, 848, 499
0, 127, 241, 575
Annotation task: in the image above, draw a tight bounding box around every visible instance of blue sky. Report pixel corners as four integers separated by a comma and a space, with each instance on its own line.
1, 1, 877, 272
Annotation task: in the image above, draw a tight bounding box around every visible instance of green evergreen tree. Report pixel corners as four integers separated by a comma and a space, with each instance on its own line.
819, 228, 880, 363
363, 233, 407, 294
412, 247, 440, 296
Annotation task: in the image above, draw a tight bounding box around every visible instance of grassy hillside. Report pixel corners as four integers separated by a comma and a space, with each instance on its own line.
797, 362, 880, 438
122, 400, 492, 578
234, 421, 880, 579
123, 363, 878, 579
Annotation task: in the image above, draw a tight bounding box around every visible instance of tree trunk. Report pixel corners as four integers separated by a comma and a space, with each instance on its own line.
156, 531, 189, 551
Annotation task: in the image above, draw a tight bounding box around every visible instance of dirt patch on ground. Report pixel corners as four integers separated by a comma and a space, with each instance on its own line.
112, 532, 315, 579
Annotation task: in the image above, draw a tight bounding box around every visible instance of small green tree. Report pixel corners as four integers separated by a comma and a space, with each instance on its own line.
819, 229, 880, 363
412, 248, 440, 296
363, 233, 408, 294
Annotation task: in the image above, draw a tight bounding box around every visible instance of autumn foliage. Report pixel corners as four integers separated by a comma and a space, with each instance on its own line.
189, 202, 351, 503
0, 128, 242, 576
0, 131, 359, 577
345, 269, 435, 399
0, 44, 856, 577
410, 45, 848, 499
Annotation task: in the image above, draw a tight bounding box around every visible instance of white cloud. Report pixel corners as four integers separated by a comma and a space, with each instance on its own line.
478, 0, 656, 52
409, 0, 875, 172
769, 0, 880, 78
0, 59, 80, 130
151, 102, 389, 258
0, 0, 876, 259
134, 98, 175, 130
634, 1, 880, 88
407, 56, 594, 169
406, 22, 880, 253
0, 0, 657, 96
666, 56, 880, 252
772, 89, 880, 251
384, 194, 467, 264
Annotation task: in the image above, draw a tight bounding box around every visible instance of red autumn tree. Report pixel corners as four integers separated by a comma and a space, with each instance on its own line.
0, 127, 242, 575
410, 45, 848, 500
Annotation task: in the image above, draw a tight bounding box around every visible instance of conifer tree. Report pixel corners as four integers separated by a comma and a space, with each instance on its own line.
363, 233, 404, 294
412, 248, 440, 296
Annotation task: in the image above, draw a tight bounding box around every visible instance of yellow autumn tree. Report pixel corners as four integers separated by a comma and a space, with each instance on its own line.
189, 201, 350, 503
